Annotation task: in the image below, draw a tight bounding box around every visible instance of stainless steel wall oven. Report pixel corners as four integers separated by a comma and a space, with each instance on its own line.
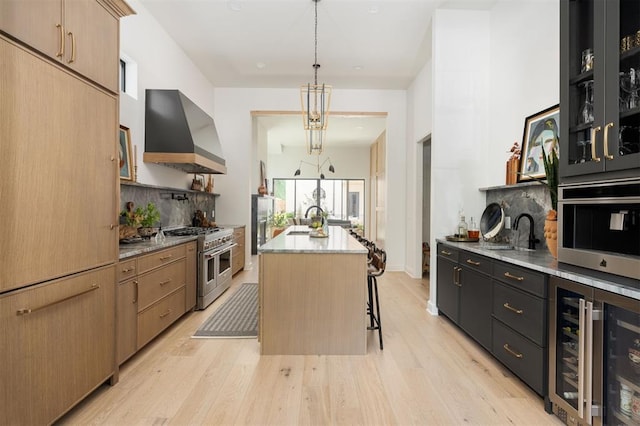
558, 178, 640, 280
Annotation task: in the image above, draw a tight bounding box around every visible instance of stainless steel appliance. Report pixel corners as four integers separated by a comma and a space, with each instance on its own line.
549, 276, 640, 425
165, 227, 236, 310
558, 178, 640, 280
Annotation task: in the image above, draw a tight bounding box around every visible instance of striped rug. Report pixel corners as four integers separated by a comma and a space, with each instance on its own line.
193, 283, 258, 338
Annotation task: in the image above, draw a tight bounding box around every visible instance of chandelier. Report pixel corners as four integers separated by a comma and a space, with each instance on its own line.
294, 156, 335, 179
300, 0, 332, 155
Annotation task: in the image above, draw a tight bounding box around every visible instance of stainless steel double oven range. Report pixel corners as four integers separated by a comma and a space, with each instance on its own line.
165, 227, 236, 310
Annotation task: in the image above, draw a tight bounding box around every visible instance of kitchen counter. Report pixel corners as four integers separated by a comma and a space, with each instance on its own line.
119, 235, 198, 260
258, 225, 368, 355
437, 239, 640, 300
258, 225, 367, 254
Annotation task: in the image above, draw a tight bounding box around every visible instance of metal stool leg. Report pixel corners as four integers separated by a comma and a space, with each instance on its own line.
367, 275, 375, 328
372, 276, 383, 350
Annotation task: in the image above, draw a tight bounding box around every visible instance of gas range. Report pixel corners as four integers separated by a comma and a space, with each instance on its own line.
164, 227, 234, 252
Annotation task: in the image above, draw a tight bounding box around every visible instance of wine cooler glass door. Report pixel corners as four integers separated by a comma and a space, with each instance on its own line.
602, 299, 640, 425
555, 288, 586, 411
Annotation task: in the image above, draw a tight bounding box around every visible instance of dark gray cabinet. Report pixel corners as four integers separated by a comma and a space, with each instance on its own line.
560, 0, 640, 182
436, 242, 550, 403
436, 244, 492, 351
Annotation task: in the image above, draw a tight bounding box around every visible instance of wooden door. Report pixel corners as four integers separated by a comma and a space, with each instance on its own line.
0, 266, 115, 425
0, 0, 62, 62
64, 0, 119, 91
0, 38, 118, 292
117, 278, 138, 364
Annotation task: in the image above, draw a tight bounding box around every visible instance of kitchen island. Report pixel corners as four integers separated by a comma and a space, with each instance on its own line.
258, 225, 368, 355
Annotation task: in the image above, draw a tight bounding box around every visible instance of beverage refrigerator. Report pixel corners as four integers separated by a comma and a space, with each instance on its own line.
549, 276, 640, 425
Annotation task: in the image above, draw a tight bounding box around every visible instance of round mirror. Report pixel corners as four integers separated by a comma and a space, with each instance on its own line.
480, 203, 504, 239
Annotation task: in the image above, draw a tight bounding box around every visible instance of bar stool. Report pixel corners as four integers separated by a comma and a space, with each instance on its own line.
367, 247, 386, 350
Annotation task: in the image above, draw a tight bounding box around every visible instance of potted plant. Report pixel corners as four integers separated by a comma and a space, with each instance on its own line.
121, 202, 161, 237
269, 211, 289, 237
541, 143, 559, 258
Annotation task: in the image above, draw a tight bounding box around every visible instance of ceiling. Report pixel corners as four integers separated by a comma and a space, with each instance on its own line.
139, 0, 498, 149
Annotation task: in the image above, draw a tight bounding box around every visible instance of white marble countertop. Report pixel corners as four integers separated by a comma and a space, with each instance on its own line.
437, 239, 640, 301
259, 226, 368, 254
119, 235, 198, 260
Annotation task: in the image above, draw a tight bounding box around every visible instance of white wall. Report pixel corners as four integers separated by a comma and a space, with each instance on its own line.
268, 146, 371, 182
417, 2, 559, 315
119, 0, 217, 191
213, 88, 407, 271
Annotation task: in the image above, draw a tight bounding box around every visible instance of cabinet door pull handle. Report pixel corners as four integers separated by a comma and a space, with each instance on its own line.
159, 254, 173, 261
590, 126, 602, 162
503, 302, 523, 314
603, 122, 614, 160
67, 31, 76, 63
455, 266, 462, 287
503, 343, 524, 359
133, 280, 138, 303
466, 259, 480, 266
504, 272, 524, 281
440, 250, 452, 256
159, 279, 172, 286
159, 309, 172, 318
16, 284, 99, 316
56, 24, 64, 57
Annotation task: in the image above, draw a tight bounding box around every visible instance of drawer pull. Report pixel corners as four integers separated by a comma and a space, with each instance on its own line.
503, 302, 524, 315
503, 343, 524, 359
159, 254, 173, 261
159, 279, 172, 286
121, 267, 135, 273
16, 284, 100, 316
466, 259, 480, 266
504, 272, 524, 281
440, 250, 452, 256
159, 309, 172, 319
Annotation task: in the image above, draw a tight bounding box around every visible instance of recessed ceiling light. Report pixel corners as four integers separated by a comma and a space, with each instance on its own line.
353, 65, 363, 71
368, 5, 379, 14
227, 0, 242, 11
256, 62, 266, 69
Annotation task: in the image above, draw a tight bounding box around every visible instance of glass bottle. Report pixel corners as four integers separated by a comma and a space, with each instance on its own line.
457, 215, 468, 238
468, 217, 479, 239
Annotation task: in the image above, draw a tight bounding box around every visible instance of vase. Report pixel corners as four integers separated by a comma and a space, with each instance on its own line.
544, 210, 558, 259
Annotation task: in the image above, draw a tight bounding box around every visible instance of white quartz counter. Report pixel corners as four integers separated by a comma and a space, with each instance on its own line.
258, 225, 367, 254
437, 239, 640, 301
119, 235, 197, 259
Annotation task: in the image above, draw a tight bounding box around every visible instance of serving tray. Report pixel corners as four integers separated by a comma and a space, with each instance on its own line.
445, 235, 479, 242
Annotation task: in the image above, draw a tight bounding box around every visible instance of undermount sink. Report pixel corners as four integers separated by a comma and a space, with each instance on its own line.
287, 230, 310, 235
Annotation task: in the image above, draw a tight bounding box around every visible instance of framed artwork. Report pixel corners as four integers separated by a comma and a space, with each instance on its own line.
119, 125, 133, 181
518, 104, 560, 182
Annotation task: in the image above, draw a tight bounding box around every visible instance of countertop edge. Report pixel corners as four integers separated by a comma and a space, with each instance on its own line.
436, 239, 640, 301
119, 235, 198, 259
259, 226, 368, 254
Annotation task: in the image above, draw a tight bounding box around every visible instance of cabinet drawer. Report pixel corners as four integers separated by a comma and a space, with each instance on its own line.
138, 259, 186, 312
460, 252, 492, 275
437, 244, 459, 262
138, 245, 186, 275
492, 282, 546, 346
493, 261, 546, 298
492, 319, 545, 396
118, 259, 137, 282
137, 287, 186, 348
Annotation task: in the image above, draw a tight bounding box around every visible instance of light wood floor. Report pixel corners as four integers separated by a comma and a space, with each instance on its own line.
59, 258, 562, 425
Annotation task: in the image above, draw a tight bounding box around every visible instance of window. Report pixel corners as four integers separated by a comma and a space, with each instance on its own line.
119, 59, 126, 92
273, 178, 365, 230
119, 53, 138, 99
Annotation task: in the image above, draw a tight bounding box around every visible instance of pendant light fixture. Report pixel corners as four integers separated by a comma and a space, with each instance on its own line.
300, 0, 332, 155
293, 156, 335, 179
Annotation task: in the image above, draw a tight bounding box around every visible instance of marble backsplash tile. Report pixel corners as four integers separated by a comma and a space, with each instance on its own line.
484, 182, 551, 250
120, 183, 217, 229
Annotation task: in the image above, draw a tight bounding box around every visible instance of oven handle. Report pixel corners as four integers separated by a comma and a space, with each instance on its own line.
204, 243, 238, 259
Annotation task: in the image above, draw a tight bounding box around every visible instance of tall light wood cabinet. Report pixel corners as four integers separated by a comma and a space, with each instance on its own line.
0, 37, 118, 293
369, 131, 386, 245
0, 1, 133, 423
0, 0, 122, 92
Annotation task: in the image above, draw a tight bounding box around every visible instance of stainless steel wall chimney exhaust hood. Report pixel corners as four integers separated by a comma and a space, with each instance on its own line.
144, 89, 227, 174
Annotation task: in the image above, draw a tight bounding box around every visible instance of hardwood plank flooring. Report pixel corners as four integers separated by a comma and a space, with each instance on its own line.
59, 258, 561, 425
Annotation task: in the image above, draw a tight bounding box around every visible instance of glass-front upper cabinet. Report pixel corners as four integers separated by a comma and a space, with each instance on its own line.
560, 0, 640, 181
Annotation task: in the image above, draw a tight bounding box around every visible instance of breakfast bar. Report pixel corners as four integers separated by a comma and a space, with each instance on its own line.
258, 225, 368, 355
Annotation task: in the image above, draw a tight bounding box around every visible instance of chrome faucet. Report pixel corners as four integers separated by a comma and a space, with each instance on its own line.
304, 205, 324, 218
513, 213, 540, 250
